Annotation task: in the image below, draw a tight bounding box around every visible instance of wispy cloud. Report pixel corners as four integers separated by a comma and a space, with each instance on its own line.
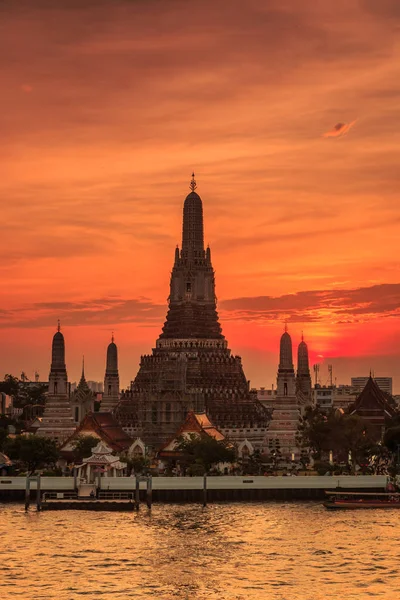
220, 283, 400, 324
323, 120, 357, 138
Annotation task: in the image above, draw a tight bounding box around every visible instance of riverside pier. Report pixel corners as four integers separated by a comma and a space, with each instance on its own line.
0, 475, 388, 509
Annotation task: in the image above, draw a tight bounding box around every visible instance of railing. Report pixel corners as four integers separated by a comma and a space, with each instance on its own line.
42, 491, 78, 501
98, 491, 134, 501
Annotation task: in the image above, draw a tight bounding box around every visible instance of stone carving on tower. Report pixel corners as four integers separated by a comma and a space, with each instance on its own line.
37, 323, 76, 442
276, 325, 296, 398
263, 326, 302, 460
296, 334, 312, 401
102, 334, 120, 412
70, 357, 95, 425
116, 175, 269, 448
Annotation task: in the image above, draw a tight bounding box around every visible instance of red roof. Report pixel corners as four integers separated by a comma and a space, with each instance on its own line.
61, 412, 133, 454
159, 411, 224, 457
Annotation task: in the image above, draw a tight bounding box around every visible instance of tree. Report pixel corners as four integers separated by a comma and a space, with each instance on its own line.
4, 435, 59, 474
298, 407, 376, 473
71, 435, 100, 463
297, 407, 336, 459
0, 375, 19, 398
176, 434, 236, 472
0, 428, 8, 451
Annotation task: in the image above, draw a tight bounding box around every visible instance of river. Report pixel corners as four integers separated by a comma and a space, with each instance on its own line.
1, 502, 399, 599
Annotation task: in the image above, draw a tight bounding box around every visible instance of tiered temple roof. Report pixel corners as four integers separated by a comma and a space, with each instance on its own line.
61, 412, 133, 456
116, 176, 269, 448
159, 411, 225, 457
350, 376, 397, 425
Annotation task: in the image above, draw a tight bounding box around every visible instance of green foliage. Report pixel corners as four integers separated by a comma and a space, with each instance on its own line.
176, 434, 236, 472
71, 435, 100, 463
0, 375, 19, 397
187, 463, 206, 476
298, 407, 377, 472
4, 435, 59, 474
122, 455, 149, 475
0, 427, 8, 451
383, 425, 400, 453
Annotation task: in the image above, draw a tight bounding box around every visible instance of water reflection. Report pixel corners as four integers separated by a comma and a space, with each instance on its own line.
1, 503, 400, 599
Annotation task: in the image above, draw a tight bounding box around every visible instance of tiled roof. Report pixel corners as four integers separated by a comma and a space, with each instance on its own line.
159, 411, 224, 454
351, 376, 397, 419
61, 412, 133, 454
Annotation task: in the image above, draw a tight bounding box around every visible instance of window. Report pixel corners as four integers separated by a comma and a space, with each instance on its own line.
75, 407, 79, 423
284, 382, 288, 396
186, 282, 191, 292
54, 381, 58, 395
108, 384, 112, 396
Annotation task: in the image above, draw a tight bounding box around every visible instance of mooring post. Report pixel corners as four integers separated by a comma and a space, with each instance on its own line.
25, 476, 31, 512
146, 475, 152, 509
73, 467, 77, 494
135, 476, 140, 510
36, 474, 41, 512
203, 473, 207, 507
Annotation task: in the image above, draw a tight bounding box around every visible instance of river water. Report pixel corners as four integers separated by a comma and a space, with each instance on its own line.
1, 502, 400, 600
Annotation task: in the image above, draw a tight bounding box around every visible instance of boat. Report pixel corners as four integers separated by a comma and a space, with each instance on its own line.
324, 490, 400, 510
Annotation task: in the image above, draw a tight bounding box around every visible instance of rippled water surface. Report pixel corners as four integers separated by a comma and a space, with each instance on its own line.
1, 502, 400, 599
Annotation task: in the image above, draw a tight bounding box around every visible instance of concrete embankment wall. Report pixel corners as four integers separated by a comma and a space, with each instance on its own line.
0, 475, 388, 502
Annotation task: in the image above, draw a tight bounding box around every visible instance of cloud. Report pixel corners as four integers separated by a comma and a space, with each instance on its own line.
0, 297, 166, 329
220, 283, 400, 324
323, 120, 357, 138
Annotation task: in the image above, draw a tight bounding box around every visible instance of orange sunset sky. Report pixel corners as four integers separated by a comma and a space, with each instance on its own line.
1, 0, 400, 391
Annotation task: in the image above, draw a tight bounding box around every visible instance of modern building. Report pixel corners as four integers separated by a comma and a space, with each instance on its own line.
351, 376, 393, 395
115, 175, 269, 449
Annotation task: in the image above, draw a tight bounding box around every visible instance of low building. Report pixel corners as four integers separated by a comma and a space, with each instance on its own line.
76, 441, 127, 483
61, 412, 134, 457
158, 411, 226, 461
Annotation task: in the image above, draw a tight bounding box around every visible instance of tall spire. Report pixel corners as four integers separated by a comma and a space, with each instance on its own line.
190, 172, 197, 192
81, 355, 85, 379
296, 334, 312, 398
51, 323, 66, 370
103, 335, 120, 412
182, 173, 204, 256
279, 328, 293, 370
57, 319, 61, 333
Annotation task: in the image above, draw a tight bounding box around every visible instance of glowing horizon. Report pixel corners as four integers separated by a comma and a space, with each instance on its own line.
1, 0, 399, 391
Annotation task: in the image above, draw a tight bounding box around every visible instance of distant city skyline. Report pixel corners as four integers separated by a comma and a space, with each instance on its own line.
1, 1, 399, 392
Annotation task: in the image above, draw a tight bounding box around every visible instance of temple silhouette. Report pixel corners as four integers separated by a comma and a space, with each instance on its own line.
116, 175, 269, 449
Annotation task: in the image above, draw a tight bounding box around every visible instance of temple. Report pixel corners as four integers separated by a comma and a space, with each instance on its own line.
116, 175, 269, 448
102, 334, 120, 412
37, 323, 75, 441
262, 328, 312, 459
70, 357, 95, 425
296, 334, 312, 400
350, 375, 397, 439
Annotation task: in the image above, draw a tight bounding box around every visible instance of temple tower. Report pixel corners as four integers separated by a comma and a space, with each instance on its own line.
102, 334, 120, 412
296, 334, 312, 399
116, 175, 269, 448
70, 357, 94, 424
37, 324, 75, 441
276, 326, 296, 397
263, 327, 300, 460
